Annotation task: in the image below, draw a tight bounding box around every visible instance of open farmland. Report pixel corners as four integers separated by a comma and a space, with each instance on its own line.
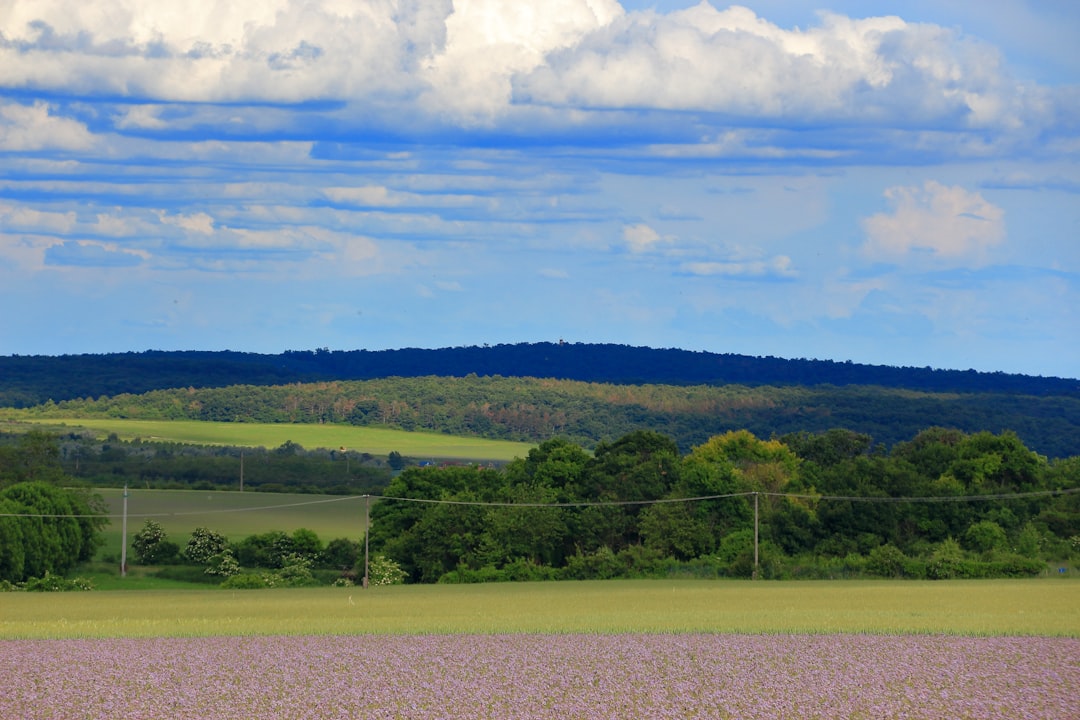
2, 580, 1075, 719
94, 488, 371, 552
18, 416, 536, 461
1, 633, 1075, 720
2, 579, 1076, 639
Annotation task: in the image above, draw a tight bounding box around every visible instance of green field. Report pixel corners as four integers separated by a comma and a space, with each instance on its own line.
94, 489, 372, 558
1, 579, 1076, 639
17, 416, 536, 461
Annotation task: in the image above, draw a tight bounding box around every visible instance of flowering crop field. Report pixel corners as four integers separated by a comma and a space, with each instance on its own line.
3, 581, 1076, 718
2, 633, 1076, 719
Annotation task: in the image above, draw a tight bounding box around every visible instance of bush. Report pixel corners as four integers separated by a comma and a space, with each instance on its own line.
132, 520, 179, 565
24, 572, 94, 592
367, 554, 406, 586
204, 551, 241, 578
867, 544, 910, 578
220, 573, 268, 589
963, 520, 1007, 554
185, 527, 229, 565
438, 564, 506, 584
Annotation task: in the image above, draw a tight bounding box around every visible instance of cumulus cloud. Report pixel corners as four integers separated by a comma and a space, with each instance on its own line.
516, 3, 1034, 129
0, 0, 1053, 138
622, 223, 671, 253
0, 101, 95, 150
861, 181, 1005, 265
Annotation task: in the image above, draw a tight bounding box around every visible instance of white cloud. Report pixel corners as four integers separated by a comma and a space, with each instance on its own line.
516, 3, 1034, 129
0, 101, 95, 151
0, 0, 1051, 136
622, 223, 670, 253
158, 211, 216, 235
420, 0, 623, 120
0, 202, 77, 233
861, 181, 1005, 265
682, 255, 797, 279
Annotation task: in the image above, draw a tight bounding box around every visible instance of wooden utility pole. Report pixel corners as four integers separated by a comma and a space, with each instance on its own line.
363, 494, 370, 589
752, 492, 759, 580
120, 485, 128, 577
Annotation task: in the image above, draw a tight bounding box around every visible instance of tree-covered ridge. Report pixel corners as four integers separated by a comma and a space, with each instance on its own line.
1, 343, 1076, 409
23, 375, 1080, 458
370, 429, 1079, 583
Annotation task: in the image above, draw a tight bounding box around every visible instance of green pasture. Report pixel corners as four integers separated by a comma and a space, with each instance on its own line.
18, 416, 536, 461
1, 579, 1076, 639
93, 489, 372, 556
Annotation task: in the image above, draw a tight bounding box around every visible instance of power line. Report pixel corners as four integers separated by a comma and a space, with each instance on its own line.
0, 487, 1074, 520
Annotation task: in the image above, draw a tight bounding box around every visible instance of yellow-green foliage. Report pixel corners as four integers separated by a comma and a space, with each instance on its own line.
1, 579, 1076, 640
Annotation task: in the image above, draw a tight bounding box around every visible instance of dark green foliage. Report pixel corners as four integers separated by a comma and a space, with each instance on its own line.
23, 572, 94, 591
0, 482, 104, 582
17, 369, 1080, 458
132, 520, 180, 564
366, 428, 1077, 583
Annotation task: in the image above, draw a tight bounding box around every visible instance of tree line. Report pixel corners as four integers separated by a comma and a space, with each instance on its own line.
25, 431, 392, 495
23, 374, 1080, 457
369, 428, 1079, 583
2, 343, 1075, 409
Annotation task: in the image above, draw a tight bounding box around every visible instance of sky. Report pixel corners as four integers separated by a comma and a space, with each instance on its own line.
1, 1, 1078, 378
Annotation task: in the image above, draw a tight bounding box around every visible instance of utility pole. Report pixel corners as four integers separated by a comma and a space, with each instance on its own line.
363, 494, 370, 589
752, 491, 759, 580
120, 485, 129, 578
239, 451, 244, 492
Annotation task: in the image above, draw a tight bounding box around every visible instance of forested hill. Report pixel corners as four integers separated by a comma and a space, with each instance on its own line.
1, 342, 1077, 407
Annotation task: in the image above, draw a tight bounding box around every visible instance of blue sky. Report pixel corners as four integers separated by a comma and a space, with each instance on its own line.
1, 1, 1077, 378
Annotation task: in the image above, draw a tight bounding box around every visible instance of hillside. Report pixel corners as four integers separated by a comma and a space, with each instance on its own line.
18, 374, 1080, 458
1, 343, 1076, 408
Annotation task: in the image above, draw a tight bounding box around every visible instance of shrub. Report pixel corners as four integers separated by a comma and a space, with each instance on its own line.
220, 573, 268, 590
963, 520, 1007, 554
131, 520, 179, 565
867, 544, 910, 578
204, 551, 241, 578
926, 538, 965, 580
24, 572, 94, 592
185, 527, 229, 565
368, 554, 406, 586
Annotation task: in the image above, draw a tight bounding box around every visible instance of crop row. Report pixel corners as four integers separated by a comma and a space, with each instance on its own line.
2, 633, 1076, 719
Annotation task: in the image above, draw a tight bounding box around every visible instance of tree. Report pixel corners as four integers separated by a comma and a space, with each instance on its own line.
132, 519, 179, 564
1, 482, 87, 580
185, 527, 229, 565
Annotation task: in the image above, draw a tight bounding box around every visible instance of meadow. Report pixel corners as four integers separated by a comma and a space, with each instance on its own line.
93, 488, 371, 555
20, 416, 536, 461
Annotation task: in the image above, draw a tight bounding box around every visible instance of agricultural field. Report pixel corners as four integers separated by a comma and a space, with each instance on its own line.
18, 416, 536, 461
2, 579, 1076, 638
93, 488, 371, 554
0, 580, 1076, 719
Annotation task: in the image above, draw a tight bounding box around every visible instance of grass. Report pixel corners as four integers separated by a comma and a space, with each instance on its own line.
15, 416, 536, 461
93, 488, 372, 556
1, 578, 1077, 639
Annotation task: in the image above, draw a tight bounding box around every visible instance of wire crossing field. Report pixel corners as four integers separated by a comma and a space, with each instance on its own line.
1, 579, 1076, 639
20, 417, 536, 461
93, 489, 372, 555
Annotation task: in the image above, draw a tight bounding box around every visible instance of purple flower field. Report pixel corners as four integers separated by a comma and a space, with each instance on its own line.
3, 634, 1075, 719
